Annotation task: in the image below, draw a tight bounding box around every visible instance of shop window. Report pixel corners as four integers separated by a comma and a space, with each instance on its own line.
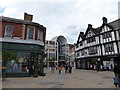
4, 25, 14, 38
3, 51, 30, 73
28, 27, 34, 39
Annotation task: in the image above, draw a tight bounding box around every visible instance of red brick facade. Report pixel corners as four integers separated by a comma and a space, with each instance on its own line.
2, 22, 23, 38
1, 17, 46, 43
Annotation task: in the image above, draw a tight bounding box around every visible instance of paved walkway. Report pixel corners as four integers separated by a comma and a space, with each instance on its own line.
2, 69, 118, 88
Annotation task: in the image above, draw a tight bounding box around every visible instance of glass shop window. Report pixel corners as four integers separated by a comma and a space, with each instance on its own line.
3, 51, 30, 73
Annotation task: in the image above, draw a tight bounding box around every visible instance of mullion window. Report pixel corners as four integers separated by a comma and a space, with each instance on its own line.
104, 43, 114, 52
88, 46, 97, 55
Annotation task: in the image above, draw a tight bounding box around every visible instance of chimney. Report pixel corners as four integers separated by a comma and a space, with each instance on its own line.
24, 12, 33, 21
88, 24, 92, 29
80, 32, 84, 35
102, 17, 107, 23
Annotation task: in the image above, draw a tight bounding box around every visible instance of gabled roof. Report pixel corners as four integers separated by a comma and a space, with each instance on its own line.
99, 18, 120, 32
77, 32, 84, 43
76, 17, 120, 44
84, 24, 99, 39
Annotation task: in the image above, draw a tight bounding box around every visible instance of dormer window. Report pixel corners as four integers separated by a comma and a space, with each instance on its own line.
4, 25, 14, 38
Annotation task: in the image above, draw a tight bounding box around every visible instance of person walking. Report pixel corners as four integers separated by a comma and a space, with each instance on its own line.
110, 64, 113, 71
64, 64, 68, 73
100, 65, 103, 71
106, 63, 109, 71
58, 66, 62, 74
68, 65, 72, 73
55, 65, 58, 70
113, 63, 120, 87
93, 64, 96, 71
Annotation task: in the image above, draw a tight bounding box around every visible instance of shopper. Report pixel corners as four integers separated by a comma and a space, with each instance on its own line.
58, 66, 62, 74
64, 64, 68, 73
69, 65, 72, 73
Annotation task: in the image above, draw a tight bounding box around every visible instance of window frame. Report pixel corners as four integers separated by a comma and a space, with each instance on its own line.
27, 27, 35, 40
4, 25, 14, 38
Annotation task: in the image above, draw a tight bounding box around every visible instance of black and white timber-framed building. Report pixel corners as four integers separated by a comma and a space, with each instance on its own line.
75, 17, 120, 69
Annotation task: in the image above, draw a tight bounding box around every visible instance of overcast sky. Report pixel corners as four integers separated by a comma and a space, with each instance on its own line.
0, 0, 119, 44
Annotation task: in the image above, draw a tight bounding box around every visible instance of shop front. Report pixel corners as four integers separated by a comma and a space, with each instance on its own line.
2, 42, 44, 77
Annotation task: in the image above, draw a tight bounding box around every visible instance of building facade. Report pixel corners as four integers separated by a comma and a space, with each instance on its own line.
1, 13, 46, 77
75, 17, 120, 70
51, 36, 67, 66
45, 40, 58, 67
50, 36, 76, 67
69, 44, 75, 68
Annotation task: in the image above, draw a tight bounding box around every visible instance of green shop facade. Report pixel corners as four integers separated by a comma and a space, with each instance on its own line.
2, 40, 45, 77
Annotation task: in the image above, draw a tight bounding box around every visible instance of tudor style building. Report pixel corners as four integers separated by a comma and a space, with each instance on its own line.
75, 17, 120, 69
1, 13, 46, 77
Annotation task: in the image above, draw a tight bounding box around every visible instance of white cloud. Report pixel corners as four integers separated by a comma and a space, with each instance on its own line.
0, 0, 119, 43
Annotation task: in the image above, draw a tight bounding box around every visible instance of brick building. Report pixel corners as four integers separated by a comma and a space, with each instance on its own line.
1, 13, 46, 77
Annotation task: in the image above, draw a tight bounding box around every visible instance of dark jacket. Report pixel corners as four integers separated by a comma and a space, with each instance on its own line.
114, 64, 120, 75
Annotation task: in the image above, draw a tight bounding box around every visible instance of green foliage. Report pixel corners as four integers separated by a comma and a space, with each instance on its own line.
3, 51, 17, 61
92, 58, 98, 63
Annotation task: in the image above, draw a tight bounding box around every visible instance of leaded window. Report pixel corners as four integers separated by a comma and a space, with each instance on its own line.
104, 43, 114, 52
88, 46, 97, 55
102, 32, 111, 39
87, 37, 96, 43
81, 50, 85, 56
